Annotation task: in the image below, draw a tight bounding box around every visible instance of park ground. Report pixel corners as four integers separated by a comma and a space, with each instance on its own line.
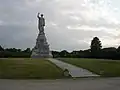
59, 58, 120, 77
0, 58, 63, 79
0, 58, 120, 79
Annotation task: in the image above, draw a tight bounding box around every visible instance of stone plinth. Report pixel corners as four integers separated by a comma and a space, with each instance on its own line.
31, 32, 52, 58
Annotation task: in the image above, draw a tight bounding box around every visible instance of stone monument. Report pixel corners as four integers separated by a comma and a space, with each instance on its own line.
31, 13, 52, 58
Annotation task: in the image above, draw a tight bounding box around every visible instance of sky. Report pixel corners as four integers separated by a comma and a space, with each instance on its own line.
0, 0, 120, 51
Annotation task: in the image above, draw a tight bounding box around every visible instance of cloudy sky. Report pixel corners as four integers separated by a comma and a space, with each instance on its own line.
0, 0, 120, 51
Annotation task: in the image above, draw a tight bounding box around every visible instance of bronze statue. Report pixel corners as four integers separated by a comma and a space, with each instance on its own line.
37, 13, 45, 33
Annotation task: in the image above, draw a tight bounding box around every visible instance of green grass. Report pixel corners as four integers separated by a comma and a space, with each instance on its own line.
59, 58, 120, 77
0, 58, 63, 79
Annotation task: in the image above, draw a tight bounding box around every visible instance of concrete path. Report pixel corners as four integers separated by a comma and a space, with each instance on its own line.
0, 78, 120, 90
48, 58, 99, 77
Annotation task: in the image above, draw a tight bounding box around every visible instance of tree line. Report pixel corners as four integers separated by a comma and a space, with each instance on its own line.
52, 37, 120, 60
0, 47, 31, 58
0, 37, 120, 60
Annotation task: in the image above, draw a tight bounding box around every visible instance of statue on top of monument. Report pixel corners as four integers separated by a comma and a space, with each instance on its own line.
37, 12, 45, 34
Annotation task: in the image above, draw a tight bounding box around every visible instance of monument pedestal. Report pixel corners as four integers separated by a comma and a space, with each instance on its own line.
31, 32, 52, 58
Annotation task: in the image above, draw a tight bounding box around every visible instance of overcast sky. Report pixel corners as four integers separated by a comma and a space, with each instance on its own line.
0, 0, 120, 51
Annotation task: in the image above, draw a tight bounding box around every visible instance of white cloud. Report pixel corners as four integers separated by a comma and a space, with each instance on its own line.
0, 0, 120, 50
0, 20, 4, 25
101, 36, 120, 48
67, 25, 120, 36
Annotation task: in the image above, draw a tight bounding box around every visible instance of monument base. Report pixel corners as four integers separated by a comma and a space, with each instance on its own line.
31, 54, 52, 58
31, 51, 53, 58
31, 32, 52, 58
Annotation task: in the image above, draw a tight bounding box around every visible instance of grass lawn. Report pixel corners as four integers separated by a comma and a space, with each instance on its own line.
59, 58, 120, 77
0, 58, 63, 79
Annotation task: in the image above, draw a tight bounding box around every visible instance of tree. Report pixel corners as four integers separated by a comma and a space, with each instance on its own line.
101, 47, 117, 59
51, 51, 60, 58
23, 48, 31, 53
116, 46, 120, 59
90, 37, 102, 57
117, 46, 120, 52
60, 50, 69, 57
0, 45, 4, 51
5, 48, 18, 52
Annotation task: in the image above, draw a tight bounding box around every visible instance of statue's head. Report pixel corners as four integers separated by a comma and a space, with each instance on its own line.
41, 14, 43, 17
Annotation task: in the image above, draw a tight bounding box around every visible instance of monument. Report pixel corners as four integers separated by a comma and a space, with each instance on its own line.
31, 13, 52, 58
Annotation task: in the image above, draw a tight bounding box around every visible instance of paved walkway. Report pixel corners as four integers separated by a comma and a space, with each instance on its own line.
48, 58, 99, 77
0, 78, 120, 90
